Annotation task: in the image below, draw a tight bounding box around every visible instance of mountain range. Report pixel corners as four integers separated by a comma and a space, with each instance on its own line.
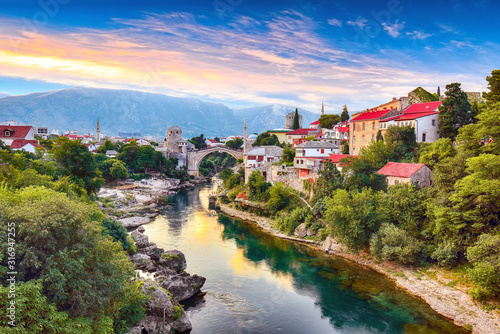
0, 87, 319, 138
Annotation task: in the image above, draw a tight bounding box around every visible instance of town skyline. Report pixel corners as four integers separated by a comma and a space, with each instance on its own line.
0, 0, 498, 111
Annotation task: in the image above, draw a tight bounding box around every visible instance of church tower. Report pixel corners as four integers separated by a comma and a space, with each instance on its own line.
96, 117, 100, 142
321, 101, 324, 115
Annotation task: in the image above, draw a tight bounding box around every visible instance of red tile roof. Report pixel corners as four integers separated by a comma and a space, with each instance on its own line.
310, 120, 320, 125
351, 109, 394, 122
10, 139, 45, 150
338, 125, 349, 132
377, 162, 426, 178
0, 125, 32, 139
207, 139, 219, 143
404, 101, 441, 114
324, 154, 359, 163
286, 128, 316, 135
314, 133, 323, 138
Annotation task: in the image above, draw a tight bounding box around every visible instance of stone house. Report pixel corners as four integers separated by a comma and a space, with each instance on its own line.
377, 162, 432, 188
244, 145, 283, 182
286, 128, 320, 147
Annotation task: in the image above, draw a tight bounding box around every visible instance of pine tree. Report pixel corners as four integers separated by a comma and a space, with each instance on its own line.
437, 86, 441, 97
376, 130, 384, 142
483, 69, 500, 102
341, 105, 349, 123
438, 83, 473, 140
293, 108, 300, 130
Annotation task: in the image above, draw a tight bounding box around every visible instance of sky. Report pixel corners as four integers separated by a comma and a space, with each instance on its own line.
0, 0, 498, 112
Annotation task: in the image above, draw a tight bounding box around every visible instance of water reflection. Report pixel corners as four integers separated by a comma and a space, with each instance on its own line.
142, 182, 468, 334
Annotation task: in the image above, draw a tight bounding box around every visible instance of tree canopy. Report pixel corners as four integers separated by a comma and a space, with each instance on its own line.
438, 83, 474, 140
319, 114, 341, 129
292, 108, 300, 130
340, 105, 349, 123
483, 69, 500, 102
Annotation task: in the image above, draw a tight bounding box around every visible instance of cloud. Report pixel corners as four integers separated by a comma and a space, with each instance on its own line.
406, 30, 433, 40
327, 18, 342, 27
382, 20, 405, 37
347, 17, 368, 28
437, 23, 458, 34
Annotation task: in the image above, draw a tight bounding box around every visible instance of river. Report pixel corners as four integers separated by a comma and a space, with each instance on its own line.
140, 182, 468, 334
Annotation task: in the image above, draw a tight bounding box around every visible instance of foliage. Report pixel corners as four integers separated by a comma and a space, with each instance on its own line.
318, 114, 341, 129
116, 144, 167, 174
384, 125, 417, 162
438, 83, 474, 140
418, 138, 456, 167
483, 69, 500, 102
253, 132, 280, 146
221, 167, 245, 190
274, 207, 311, 235
340, 157, 387, 192
266, 182, 296, 216
278, 144, 295, 165
292, 108, 300, 130
376, 130, 384, 142
246, 171, 270, 201
225, 138, 243, 150
51, 137, 104, 195
102, 217, 134, 253
341, 143, 349, 154
431, 241, 460, 268
324, 188, 388, 251
312, 160, 342, 204
340, 105, 349, 123
359, 140, 392, 169
189, 134, 207, 149
96, 139, 115, 154
370, 223, 424, 265
466, 234, 500, 299
410, 86, 439, 103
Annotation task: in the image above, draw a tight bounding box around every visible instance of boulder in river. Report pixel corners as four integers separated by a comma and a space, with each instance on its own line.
119, 216, 151, 229
156, 269, 206, 302
131, 230, 151, 249
158, 250, 187, 272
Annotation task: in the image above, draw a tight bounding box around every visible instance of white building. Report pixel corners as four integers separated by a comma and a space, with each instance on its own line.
294, 140, 339, 159
0, 125, 35, 146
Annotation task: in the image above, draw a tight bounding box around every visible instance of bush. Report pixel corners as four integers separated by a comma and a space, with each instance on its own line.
466, 234, 500, 299
274, 207, 310, 235
370, 223, 424, 265
431, 240, 460, 268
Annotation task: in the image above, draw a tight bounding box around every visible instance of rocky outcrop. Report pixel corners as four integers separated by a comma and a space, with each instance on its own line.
119, 216, 152, 229
127, 279, 192, 334
156, 270, 206, 302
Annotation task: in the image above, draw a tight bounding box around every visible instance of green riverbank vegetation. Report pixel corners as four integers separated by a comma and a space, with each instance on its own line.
219, 72, 500, 308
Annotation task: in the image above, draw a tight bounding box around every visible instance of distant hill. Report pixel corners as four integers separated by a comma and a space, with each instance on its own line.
0, 93, 10, 99
0, 87, 319, 138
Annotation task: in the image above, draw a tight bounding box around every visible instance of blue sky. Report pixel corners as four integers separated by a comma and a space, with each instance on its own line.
0, 0, 498, 111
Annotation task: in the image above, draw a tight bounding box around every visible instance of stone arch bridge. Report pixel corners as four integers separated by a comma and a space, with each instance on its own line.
187, 146, 243, 176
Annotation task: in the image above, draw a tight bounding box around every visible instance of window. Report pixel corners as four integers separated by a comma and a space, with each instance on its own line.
394, 180, 399, 185
371, 134, 375, 141
353, 136, 356, 144
372, 122, 375, 130
422, 133, 426, 142
353, 123, 356, 131
4, 131, 10, 136
362, 135, 365, 143
321, 149, 324, 154
362, 123, 365, 130
432, 119, 436, 126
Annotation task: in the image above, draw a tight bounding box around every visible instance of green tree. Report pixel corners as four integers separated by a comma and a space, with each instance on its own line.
324, 188, 388, 251
278, 144, 295, 165
384, 125, 417, 162
225, 138, 243, 150
467, 234, 500, 299
376, 130, 384, 142
96, 139, 115, 154
266, 182, 295, 215
340, 105, 349, 123
438, 83, 473, 140
359, 140, 392, 169
246, 171, 270, 201
293, 108, 300, 130
370, 223, 423, 265
340, 157, 387, 192
318, 114, 341, 129
253, 132, 280, 146
418, 138, 456, 167
110, 160, 128, 180
51, 137, 104, 195
189, 134, 207, 149
482, 69, 500, 102
312, 159, 342, 204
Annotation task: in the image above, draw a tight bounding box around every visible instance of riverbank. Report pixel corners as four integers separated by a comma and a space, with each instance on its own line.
97, 176, 210, 228
218, 203, 500, 334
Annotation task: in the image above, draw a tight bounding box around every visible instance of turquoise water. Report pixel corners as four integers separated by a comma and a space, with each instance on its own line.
141, 183, 468, 334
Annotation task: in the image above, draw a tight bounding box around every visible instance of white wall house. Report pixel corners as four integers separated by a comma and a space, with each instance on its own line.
294, 140, 338, 158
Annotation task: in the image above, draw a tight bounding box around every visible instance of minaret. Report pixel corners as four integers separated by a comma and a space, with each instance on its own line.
96, 117, 101, 142
321, 101, 324, 115
243, 118, 247, 155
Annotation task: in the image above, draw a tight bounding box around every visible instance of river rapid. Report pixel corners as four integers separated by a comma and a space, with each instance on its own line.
140, 181, 468, 334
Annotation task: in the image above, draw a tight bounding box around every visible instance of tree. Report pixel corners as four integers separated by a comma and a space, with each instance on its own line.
418, 138, 456, 167
246, 171, 270, 201
483, 69, 500, 102
110, 160, 128, 180
96, 139, 115, 154
359, 140, 392, 169
384, 125, 417, 162
324, 188, 388, 251
51, 137, 104, 196
253, 132, 279, 146
278, 144, 295, 165
438, 83, 473, 140
293, 108, 300, 130
312, 159, 342, 204
467, 234, 500, 299
189, 134, 207, 149
318, 114, 341, 129
340, 157, 387, 192
225, 138, 243, 150
376, 130, 384, 142
340, 105, 349, 123
370, 223, 423, 265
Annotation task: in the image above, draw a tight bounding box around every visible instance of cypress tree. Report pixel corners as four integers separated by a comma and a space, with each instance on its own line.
376, 130, 384, 142
293, 108, 300, 130
341, 105, 349, 123
438, 83, 473, 140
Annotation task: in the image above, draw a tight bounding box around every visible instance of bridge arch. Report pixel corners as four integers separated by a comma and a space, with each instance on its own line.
187, 146, 243, 176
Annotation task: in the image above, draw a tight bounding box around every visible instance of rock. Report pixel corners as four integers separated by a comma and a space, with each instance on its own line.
137, 226, 145, 233
131, 231, 150, 249
156, 271, 206, 302
145, 261, 157, 272
306, 228, 315, 237
158, 250, 187, 272
294, 223, 307, 238
138, 244, 164, 261
131, 254, 152, 269
119, 217, 151, 229
322, 235, 335, 253
133, 279, 192, 333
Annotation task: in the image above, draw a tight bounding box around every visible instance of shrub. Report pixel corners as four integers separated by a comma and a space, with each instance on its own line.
466, 234, 500, 299
370, 223, 424, 265
274, 207, 310, 235
431, 240, 460, 268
